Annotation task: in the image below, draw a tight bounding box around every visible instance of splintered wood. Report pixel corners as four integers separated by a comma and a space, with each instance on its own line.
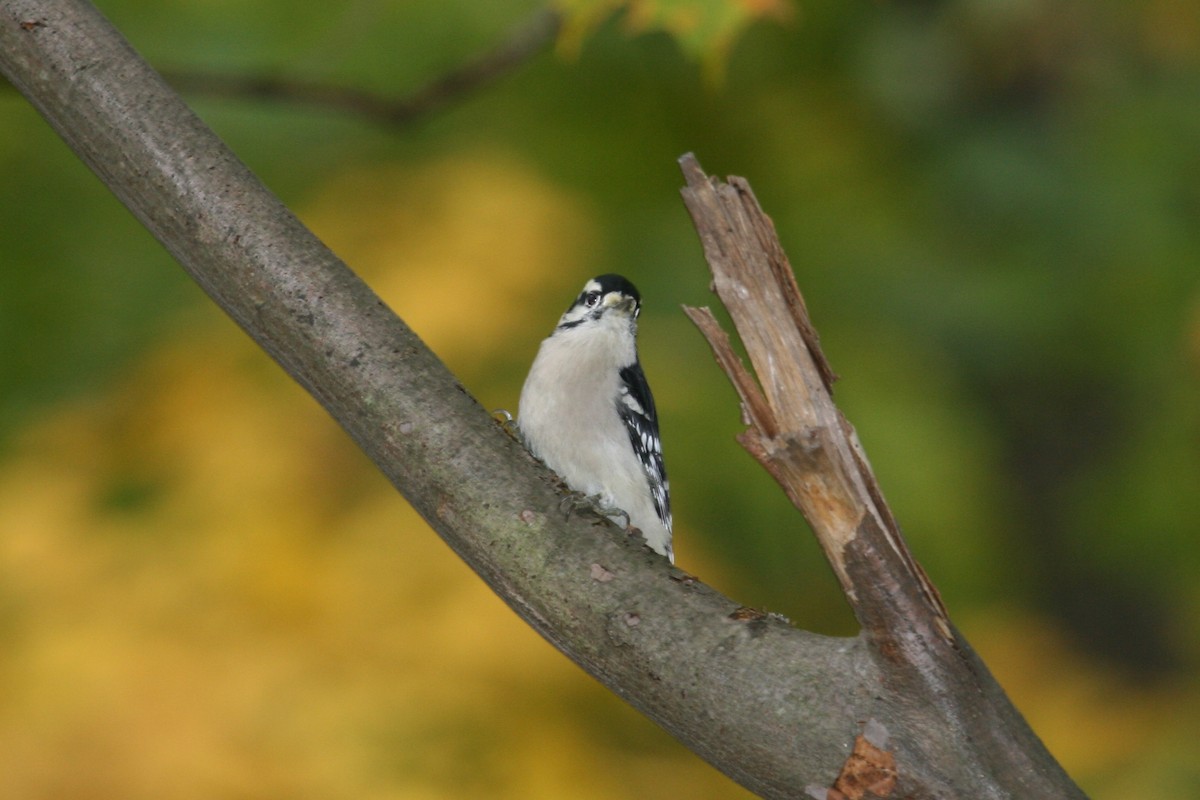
677, 152, 952, 643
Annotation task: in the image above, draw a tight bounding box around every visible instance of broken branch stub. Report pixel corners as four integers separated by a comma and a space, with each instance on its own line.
677, 153, 951, 647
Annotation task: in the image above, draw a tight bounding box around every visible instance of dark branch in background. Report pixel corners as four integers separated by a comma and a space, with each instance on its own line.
164, 7, 561, 126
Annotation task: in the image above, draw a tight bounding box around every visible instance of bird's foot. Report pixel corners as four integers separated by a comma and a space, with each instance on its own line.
559, 491, 631, 530
492, 409, 521, 440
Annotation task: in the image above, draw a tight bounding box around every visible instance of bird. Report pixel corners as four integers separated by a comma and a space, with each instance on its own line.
517, 274, 673, 562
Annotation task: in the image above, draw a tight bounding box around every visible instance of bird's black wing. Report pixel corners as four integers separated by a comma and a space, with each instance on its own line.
617, 362, 671, 531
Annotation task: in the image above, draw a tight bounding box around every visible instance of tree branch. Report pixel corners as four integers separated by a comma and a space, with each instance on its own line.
0, 2, 1087, 797
678, 154, 951, 646
160, 7, 561, 126
679, 154, 1088, 798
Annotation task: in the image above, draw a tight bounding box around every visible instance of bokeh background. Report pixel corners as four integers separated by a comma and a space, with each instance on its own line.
3, 0, 1199, 797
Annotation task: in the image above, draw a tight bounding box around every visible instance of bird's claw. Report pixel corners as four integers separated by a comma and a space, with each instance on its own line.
492, 409, 521, 440
559, 491, 631, 530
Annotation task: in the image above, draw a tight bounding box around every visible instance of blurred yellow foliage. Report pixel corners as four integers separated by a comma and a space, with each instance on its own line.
0, 150, 1192, 799
969, 611, 1181, 784
300, 152, 598, 370
0, 153, 754, 799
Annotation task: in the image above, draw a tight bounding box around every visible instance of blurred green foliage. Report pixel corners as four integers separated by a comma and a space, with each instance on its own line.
2, 0, 1199, 797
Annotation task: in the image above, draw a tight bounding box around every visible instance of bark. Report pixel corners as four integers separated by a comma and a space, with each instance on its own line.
679, 156, 1087, 798
0, 2, 1087, 797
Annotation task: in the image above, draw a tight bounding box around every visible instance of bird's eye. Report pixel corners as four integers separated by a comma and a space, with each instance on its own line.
583, 292, 601, 308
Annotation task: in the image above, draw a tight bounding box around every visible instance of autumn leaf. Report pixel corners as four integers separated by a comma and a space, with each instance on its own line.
554, 0, 795, 79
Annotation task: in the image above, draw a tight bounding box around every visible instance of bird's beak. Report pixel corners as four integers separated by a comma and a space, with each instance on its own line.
604, 293, 637, 315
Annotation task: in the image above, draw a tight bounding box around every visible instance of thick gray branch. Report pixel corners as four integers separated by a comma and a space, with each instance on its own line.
1, 3, 1087, 797
1, 2, 873, 797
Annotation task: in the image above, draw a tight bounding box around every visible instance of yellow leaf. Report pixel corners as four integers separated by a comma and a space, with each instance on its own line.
554, 0, 795, 80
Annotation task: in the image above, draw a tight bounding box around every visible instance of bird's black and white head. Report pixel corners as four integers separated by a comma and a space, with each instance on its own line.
554, 274, 642, 336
